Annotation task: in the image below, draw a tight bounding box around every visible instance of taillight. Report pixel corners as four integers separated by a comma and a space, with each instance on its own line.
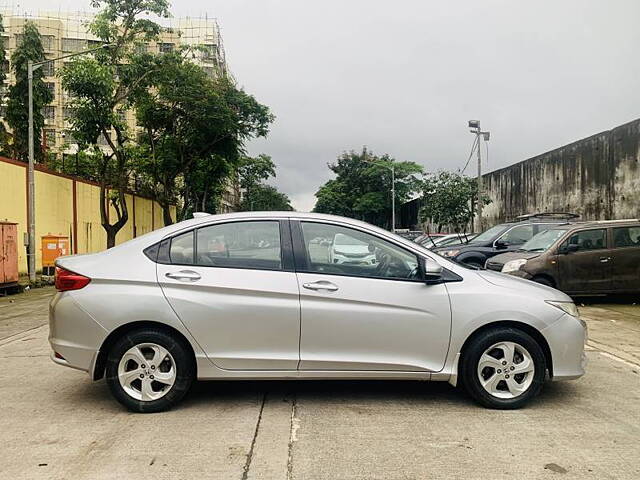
55, 267, 91, 291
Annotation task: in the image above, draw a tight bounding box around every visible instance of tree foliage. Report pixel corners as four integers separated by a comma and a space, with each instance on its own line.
313, 148, 423, 229
135, 53, 274, 224
5, 21, 53, 162
419, 170, 491, 232
0, 14, 8, 152
60, 0, 171, 247
236, 154, 293, 211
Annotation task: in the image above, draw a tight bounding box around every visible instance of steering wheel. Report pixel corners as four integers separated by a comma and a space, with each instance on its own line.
374, 253, 391, 276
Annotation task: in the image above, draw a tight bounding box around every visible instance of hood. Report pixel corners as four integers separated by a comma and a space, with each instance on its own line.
477, 270, 571, 301
487, 251, 541, 267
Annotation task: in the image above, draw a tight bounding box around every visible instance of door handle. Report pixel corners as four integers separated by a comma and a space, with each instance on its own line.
165, 270, 201, 282
303, 281, 339, 292
599, 257, 611, 263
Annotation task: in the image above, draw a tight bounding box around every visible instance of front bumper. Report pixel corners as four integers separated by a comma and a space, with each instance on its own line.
542, 313, 588, 381
49, 292, 107, 375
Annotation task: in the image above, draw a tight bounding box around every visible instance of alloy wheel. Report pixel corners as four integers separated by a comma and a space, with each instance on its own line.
476, 341, 535, 399
117, 343, 176, 401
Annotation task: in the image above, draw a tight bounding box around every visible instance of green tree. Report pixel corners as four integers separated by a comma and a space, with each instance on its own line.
60, 0, 170, 247
135, 54, 274, 224
419, 170, 491, 232
5, 21, 53, 162
313, 148, 423, 229
242, 184, 293, 211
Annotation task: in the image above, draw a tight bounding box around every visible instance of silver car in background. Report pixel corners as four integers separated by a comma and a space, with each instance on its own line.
49, 212, 586, 413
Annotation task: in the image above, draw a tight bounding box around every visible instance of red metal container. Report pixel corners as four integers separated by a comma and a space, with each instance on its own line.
0, 222, 19, 287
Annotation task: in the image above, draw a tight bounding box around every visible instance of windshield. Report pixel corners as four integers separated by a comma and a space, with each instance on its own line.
334, 233, 367, 246
469, 225, 509, 244
520, 228, 569, 252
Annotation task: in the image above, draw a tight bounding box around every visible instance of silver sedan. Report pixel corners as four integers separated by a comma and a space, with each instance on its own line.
49, 212, 586, 412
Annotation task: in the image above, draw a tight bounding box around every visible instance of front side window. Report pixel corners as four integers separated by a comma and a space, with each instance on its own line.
300, 222, 419, 280
196, 221, 282, 270
499, 225, 534, 245
613, 226, 640, 248
562, 229, 606, 251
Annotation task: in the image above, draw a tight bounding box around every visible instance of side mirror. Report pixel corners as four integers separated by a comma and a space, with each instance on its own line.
495, 240, 508, 249
422, 257, 443, 284
560, 244, 579, 254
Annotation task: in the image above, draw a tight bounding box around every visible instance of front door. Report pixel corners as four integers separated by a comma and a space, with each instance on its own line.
293, 221, 452, 372
557, 228, 611, 293
157, 219, 301, 370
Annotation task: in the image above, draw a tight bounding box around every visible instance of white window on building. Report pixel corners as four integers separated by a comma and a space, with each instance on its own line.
44, 129, 56, 147
42, 35, 55, 51
41, 60, 55, 77
62, 38, 88, 52
43, 105, 55, 121
134, 43, 148, 54
202, 44, 217, 61
159, 43, 174, 54
45, 82, 55, 100
202, 66, 216, 79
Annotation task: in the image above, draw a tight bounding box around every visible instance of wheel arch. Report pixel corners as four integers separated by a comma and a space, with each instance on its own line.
459, 320, 553, 379
92, 321, 197, 381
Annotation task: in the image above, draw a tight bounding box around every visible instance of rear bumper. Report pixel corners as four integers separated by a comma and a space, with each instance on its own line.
542, 313, 588, 381
48, 292, 107, 375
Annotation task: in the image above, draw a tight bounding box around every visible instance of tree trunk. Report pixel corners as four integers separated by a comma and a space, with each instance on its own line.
100, 185, 128, 249
162, 202, 173, 227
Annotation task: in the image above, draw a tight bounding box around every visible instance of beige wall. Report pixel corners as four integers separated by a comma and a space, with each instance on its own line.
0, 157, 175, 274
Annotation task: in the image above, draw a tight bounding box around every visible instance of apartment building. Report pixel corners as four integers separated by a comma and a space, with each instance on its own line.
0, 10, 239, 212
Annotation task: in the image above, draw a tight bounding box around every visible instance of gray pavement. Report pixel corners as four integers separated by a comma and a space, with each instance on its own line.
0, 288, 639, 479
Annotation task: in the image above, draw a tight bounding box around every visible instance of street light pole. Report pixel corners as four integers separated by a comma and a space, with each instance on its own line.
26, 43, 112, 283
468, 120, 490, 233
27, 61, 36, 283
390, 164, 395, 232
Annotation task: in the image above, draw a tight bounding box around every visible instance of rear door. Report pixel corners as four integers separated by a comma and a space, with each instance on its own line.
609, 225, 640, 292
157, 219, 301, 370
293, 220, 452, 372
557, 228, 611, 293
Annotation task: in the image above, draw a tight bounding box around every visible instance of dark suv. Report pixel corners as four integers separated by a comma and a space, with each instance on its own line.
432, 213, 577, 269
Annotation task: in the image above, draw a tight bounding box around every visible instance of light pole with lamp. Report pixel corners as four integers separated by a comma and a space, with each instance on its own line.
27, 43, 111, 283
468, 120, 490, 233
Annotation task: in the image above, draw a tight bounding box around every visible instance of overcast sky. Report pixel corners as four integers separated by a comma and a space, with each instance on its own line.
11, 0, 640, 210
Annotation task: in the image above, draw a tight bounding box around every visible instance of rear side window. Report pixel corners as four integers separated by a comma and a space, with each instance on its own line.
196, 221, 282, 270
170, 231, 195, 264
563, 229, 606, 251
613, 226, 640, 248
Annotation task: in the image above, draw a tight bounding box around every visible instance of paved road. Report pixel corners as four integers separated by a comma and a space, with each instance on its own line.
0, 288, 639, 479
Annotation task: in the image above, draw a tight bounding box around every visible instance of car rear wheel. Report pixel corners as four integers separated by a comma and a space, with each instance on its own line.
460, 327, 546, 409
105, 328, 195, 413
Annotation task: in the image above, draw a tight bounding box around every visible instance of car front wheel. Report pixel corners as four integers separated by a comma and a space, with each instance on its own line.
460, 327, 546, 409
105, 328, 195, 413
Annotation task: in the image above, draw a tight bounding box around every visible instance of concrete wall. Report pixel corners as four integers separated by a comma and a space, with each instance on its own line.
481, 118, 640, 226
0, 157, 176, 274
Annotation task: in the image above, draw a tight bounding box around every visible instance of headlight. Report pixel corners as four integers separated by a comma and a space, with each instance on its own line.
502, 258, 527, 273
441, 249, 459, 258
546, 300, 580, 318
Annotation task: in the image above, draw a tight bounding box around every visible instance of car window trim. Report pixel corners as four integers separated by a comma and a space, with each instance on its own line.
611, 225, 640, 249
153, 219, 294, 272
290, 219, 428, 283
559, 227, 609, 252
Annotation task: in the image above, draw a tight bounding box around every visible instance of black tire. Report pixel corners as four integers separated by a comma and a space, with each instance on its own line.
460, 327, 546, 409
105, 328, 195, 413
532, 276, 554, 288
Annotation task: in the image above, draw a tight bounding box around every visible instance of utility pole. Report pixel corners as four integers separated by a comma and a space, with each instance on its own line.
468, 120, 490, 233
27, 61, 36, 283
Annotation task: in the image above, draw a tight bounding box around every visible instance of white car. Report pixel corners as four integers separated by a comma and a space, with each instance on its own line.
328, 233, 377, 266
49, 212, 586, 413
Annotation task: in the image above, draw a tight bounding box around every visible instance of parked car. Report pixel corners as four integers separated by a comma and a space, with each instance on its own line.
395, 230, 424, 241
329, 232, 377, 266
419, 233, 477, 250
413, 232, 446, 245
486, 219, 640, 295
433, 213, 577, 269
50, 212, 586, 412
